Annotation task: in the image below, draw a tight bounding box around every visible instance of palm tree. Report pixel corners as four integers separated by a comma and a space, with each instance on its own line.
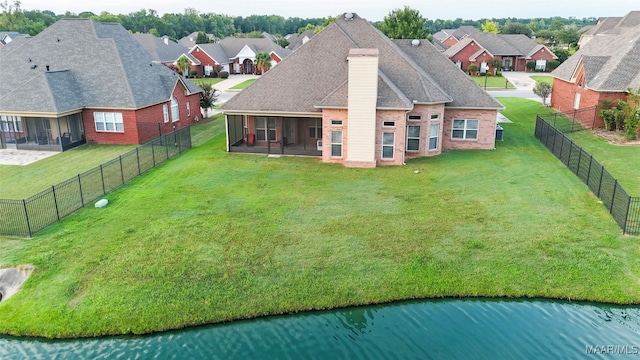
199, 83, 218, 118
176, 55, 191, 77
255, 52, 272, 75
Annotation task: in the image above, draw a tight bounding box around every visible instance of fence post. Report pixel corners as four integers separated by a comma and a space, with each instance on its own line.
78, 174, 84, 207
586, 154, 593, 186
558, 133, 565, 162
165, 133, 170, 159
136, 147, 141, 175
152, 142, 156, 167
609, 180, 618, 213
100, 164, 106, 195
119, 155, 125, 184
52, 186, 60, 221
597, 167, 604, 197
575, 147, 581, 176
622, 196, 631, 235
22, 199, 32, 238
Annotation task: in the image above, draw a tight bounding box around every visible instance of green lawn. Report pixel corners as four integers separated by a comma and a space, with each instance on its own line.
530, 75, 553, 85
470, 76, 515, 90
227, 79, 256, 91
190, 78, 224, 87
1, 98, 638, 339
566, 131, 640, 195
0, 144, 136, 199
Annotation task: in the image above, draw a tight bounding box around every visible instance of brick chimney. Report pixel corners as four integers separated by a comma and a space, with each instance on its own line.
346, 48, 379, 167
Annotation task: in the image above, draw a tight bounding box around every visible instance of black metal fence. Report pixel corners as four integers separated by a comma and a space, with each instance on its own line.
0, 126, 191, 237
535, 116, 639, 235
536, 106, 598, 134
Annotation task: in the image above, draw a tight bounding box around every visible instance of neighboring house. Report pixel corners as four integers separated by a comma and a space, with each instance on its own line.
578, 11, 640, 47
189, 37, 291, 77
0, 19, 202, 152
286, 29, 315, 50
0, 31, 26, 47
178, 31, 217, 49
432, 26, 479, 48
550, 24, 640, 136
132, 34, 193, 66
221, 13, 503, 168
444, 32, 557, 73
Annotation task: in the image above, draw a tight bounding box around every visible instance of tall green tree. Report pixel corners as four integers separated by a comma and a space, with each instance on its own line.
481, 19, 498, 33
195, 31, 209, 43
379, 6, 430, 40
199, 83, 218, 118
499, 22, 532, 37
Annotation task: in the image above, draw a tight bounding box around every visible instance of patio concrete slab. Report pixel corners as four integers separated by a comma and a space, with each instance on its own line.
0, 149, 59, 166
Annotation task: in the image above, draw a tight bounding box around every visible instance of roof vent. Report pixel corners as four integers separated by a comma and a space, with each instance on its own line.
345, 12, 354, 20
411, 39, 420, 46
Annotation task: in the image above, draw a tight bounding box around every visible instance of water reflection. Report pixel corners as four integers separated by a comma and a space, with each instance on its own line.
1, 299, 639, 359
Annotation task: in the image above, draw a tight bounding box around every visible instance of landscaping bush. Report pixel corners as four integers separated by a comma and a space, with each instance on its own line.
189, 69, 198, 78
467, 64, 478, 75
496, 71, 502, 77
220, 71, 229, 79
526, 61, 536, 71
547, 60, 561, 70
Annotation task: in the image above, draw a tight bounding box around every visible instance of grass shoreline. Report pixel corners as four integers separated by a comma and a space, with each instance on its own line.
1, 98, 638, 339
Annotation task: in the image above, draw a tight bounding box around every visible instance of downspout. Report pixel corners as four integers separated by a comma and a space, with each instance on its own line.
224, 114, 229, 152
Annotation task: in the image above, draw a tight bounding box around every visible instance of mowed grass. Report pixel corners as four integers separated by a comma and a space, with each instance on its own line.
530, 75, 553, 85
0, 144, 136, 199
227, 79, 256, 91
566, 130, 640, 195
0, 98, 638, 339
190, 78, 224, 87
470, 75, 515, 89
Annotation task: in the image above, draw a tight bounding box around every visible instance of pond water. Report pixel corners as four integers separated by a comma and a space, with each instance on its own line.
1, 299, 639, 359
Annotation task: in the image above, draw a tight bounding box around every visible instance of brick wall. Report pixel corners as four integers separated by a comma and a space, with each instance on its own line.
190, 46, 219, 77
449, 40, 483, 73
375, 110, 406, 166
441, 108, 498, 150
322, 109, 348, 165
83, 108, 139, 145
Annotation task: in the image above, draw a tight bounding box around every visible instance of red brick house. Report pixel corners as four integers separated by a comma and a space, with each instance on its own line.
221, 13, 503, 168
0, 19, 202, 151
444, 32, 557, 73
188, 38, 291, 77
550, 23, 640, 135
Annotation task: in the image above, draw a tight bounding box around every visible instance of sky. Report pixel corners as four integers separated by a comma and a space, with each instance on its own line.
17, 0, 639, 21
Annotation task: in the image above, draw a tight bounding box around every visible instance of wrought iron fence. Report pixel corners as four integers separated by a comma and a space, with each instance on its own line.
535, 116, 639, 235
0, 126, 191, 237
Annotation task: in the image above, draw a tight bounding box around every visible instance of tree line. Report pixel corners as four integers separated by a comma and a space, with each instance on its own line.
2, 0, 595, 45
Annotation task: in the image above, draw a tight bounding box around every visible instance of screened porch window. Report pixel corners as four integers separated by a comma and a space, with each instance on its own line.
256, 117, 276, 141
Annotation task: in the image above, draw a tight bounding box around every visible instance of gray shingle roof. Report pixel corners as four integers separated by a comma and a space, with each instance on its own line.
132, 34, 191, 63
552, 25, 640, 91
287, 29, 315, 50
0, 19, 201, 114
221, 14, 501, 114
194, 38, 292, 64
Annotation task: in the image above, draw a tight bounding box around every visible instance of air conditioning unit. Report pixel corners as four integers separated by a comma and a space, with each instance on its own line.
317, 140, 322, 151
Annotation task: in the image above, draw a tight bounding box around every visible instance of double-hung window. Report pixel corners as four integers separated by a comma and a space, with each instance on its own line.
331, 130, 342, 157
452, 119, 478, 140
171, 97, 179, 122
256, 117, 276, 141
429, 123, 439, 150
94, 112, 124, 132
382, 132, 395, 160
163, 104, 169, 123
406, 125, 420, 151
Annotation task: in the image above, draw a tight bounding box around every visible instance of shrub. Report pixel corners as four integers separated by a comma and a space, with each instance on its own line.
526, 61, 536, 71
467, 64, 478, 75
189, 70, 198, 77
496, 71, 502, 77
548, 60, 561, 70
624, 114, 639, 140
220, 71, 229, 79
486, 72, 493, 77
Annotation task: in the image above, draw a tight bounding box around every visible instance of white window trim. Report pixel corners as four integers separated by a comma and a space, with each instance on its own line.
331, 119, 343, 126
406, 125, 420, 152
408, 115, 421, 121
452, 119, 479, 140
383, 121, 396, 128
429, 123, 439, 150
94, 112, 124, 133
573, 93, 581, 109
171, 97, 179, 122
382, 132, 395, 160
163, 104, 169, 123
330, 130, 342, 158
186, 102, 191, 117
430, 113, 441, 121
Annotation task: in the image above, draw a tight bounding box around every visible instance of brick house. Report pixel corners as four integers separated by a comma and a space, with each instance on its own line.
221, 13, 503, 168
188, 38, 291, 77
0, 19, 203, 151
444, 32, 557, 73
550, 23, 640, 135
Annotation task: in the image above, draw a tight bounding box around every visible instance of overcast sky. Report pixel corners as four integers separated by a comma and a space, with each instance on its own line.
18, 0, 638, 21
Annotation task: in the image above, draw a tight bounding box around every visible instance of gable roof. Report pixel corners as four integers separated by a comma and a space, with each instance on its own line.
287, 29, 315, 50
221, 14, 501, 114
178, 31, 217, 49
552, 25, 640, 91
132, 34, 192, 63
0, 19, 201, 115
192, 37, 291, 64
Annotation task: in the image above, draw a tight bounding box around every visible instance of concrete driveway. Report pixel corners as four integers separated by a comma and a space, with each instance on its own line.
487, 71, 545, 103
202, 74, 259, 117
